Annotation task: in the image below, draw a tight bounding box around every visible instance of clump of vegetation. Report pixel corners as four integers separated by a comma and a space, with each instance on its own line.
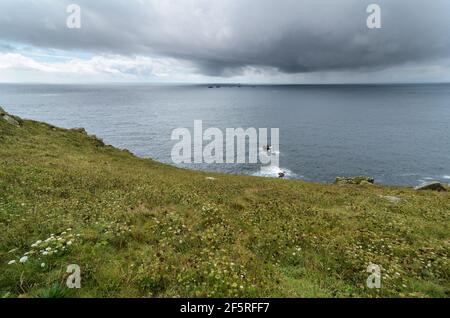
0, 112, 449, 298
335, 176, 375, 185
38, 283, 73, 298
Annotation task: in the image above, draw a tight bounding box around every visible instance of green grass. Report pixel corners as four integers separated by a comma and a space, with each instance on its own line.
0, 114, 449, 298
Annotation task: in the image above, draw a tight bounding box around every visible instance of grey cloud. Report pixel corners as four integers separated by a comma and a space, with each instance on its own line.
0, 0, 449, 77
0, 43, 16, 52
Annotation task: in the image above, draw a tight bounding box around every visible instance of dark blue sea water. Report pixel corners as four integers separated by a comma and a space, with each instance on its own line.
1, 83, 450, 186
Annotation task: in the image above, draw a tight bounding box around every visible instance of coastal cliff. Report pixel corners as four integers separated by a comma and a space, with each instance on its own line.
0, 109, 449, 298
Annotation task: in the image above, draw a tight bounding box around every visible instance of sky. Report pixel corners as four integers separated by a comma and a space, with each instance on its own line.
0, 0, 450, 84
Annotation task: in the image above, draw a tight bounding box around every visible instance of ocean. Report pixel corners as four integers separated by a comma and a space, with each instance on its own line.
1, 83, 450, 186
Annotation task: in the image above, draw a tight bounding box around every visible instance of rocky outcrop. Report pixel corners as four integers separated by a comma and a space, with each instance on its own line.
71, 127, 88, 135
0, 106, 21, 127
414, 182, 447, 192
335, 176, 374, 185
90, 134, 105, 147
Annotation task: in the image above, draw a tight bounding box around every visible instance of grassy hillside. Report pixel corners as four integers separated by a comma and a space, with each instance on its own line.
0, 111, 449, 298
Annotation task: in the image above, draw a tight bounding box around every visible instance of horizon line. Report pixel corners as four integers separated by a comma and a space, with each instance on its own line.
1, 81, 450, 86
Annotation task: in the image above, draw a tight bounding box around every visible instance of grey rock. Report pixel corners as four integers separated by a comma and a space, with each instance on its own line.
379, 195, 404, 204
71, 127, 87, 134
1, 114, 20, 127
89, 134, 105, 146
122, 149, 133, 155
1, 107, 22, 127
414, 182, 447, 192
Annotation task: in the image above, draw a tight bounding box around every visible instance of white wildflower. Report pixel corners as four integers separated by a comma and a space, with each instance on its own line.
8, 260, 16, 265
19, 256, 28, 263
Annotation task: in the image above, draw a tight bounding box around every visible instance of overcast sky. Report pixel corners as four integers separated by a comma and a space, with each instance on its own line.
0, 0, 450, 83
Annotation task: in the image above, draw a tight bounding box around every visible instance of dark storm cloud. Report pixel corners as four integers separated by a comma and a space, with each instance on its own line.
0, 0, 449, 77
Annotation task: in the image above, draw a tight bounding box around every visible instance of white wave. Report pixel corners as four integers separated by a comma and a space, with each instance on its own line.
258, 148, 281, 160
443, 175, 450, 180
398, 173, 419, 177
253, 165, 297, 179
